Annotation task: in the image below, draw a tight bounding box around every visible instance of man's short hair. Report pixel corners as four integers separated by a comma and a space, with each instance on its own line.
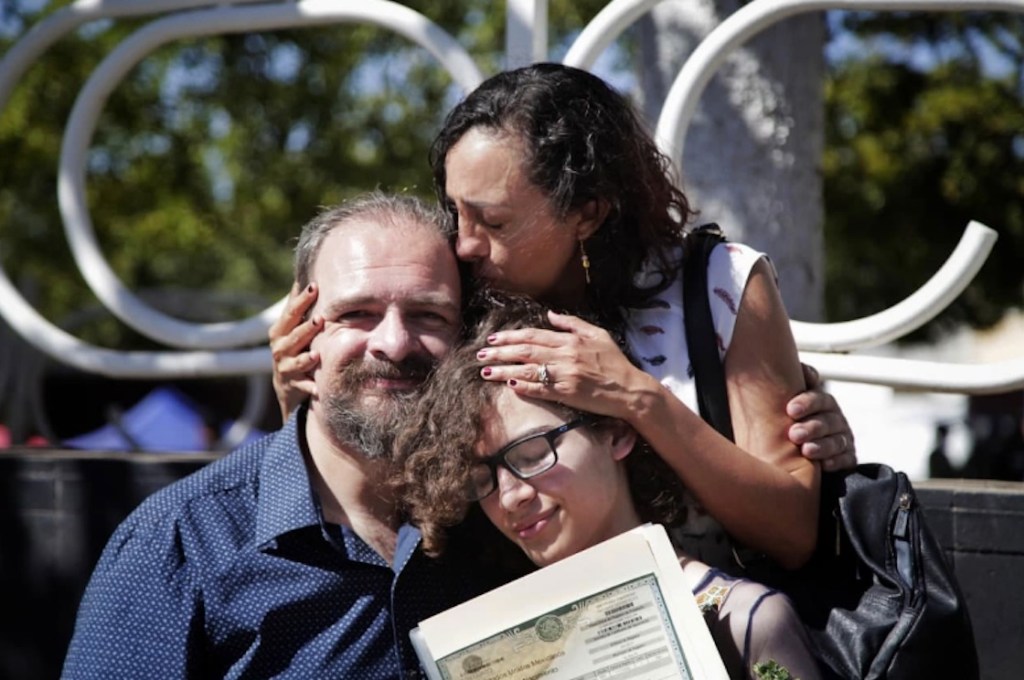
294, 191, 449, 290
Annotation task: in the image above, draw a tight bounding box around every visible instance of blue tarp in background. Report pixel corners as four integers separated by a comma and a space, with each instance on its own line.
64, 386, 264, 452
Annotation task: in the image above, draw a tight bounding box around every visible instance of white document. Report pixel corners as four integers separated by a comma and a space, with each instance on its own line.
411, 524, 728, 680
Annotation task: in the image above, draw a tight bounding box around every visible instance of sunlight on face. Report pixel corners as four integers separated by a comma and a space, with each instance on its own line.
444, 129, 589, 307
475, 390, 640, 567
309, 220, 461, 454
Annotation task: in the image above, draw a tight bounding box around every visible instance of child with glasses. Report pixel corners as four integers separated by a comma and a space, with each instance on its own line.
396, 294, 821, 680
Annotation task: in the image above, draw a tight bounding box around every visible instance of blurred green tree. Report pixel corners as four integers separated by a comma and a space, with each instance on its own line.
823, 11, 1024, 340
2, 3, 1022, 349
0, 0, 607, 348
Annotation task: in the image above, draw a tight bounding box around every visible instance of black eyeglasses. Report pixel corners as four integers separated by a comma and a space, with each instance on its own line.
467, 416, 598, 501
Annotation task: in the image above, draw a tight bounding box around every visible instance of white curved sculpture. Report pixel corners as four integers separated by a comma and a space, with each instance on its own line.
0, 0, 1020, 394
791, 221, 998, 352
59, 0, 482, 349
648, 0, 1020, 389
0, 261, 271, 376
657, 0, 1024, 167
564, 0, 662, 69
0, 3, 267, 116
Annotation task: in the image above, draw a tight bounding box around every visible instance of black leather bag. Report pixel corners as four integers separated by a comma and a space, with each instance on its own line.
682, 224, 979, 680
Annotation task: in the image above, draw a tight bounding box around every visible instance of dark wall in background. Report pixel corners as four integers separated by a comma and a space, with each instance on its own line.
0, 450, 217, 680
916, 478, 1024, 680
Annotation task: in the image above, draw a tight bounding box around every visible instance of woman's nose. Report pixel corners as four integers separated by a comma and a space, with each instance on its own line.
455, 222, 488, 261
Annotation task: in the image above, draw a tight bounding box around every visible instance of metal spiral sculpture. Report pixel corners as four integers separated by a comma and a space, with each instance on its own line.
0, 0, 1020, 395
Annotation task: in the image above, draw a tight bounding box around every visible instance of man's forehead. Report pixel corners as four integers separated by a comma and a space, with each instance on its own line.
319, 216, 446, 256
312, 219, 460, 304
316, 218, 439, 263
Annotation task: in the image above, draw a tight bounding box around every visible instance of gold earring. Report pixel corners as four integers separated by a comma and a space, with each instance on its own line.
579, 239, 591, 285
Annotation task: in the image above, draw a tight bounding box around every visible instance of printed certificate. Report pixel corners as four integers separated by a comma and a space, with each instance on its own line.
435, 574, 693, 680
412, 525, 728, 680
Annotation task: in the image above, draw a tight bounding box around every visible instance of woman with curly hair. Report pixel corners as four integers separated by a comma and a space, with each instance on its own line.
396, 294, 820, 680
271, 63, 855, 574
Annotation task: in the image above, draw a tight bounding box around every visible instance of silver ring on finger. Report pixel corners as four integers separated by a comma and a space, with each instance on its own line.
538, 363, 552, 386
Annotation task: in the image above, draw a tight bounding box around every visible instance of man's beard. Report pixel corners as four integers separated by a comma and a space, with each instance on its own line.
322, 355, 434, 461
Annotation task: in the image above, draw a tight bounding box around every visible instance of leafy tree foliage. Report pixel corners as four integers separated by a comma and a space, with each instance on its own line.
0, 0, 606, 348
2, 4, 1021, 349
824, 11, 1024, 340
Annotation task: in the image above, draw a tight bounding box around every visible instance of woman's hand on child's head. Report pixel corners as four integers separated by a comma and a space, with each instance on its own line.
786, 363, 857, 471
269, 282, 322, 422
475, 310, 658, 421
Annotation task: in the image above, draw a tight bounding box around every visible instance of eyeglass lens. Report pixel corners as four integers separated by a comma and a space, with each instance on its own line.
469, 419, 592, 501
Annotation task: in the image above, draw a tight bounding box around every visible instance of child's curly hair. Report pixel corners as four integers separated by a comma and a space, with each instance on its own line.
394, 290, 688, 557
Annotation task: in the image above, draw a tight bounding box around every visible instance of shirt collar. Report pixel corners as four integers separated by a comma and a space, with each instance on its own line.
393, 523, 423, 574
253, 408, 423, 565
254, 406, 323, 548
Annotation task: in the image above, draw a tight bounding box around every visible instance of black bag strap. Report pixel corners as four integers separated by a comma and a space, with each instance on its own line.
682, 223, 734, 442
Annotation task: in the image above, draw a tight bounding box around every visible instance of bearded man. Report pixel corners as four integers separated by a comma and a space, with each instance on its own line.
62, 193, 493, 679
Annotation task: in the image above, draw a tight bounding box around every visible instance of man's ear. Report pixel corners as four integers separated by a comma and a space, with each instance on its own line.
604, 419, 638, 462
574, 198, 611, 241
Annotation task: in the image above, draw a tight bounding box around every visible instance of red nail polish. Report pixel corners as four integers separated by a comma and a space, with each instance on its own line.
482, 367, 492, 377
477, 350, 487, 359
487, 335, 497, 344
306, 284, 314, 294
508, 379, 517, 387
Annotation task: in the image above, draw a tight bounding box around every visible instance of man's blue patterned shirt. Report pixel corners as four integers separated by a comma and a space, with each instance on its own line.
62, 409, 486, 679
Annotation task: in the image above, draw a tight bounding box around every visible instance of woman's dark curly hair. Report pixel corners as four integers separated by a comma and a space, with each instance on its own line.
430, 63, 695, 331
394, 291, 687, 558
